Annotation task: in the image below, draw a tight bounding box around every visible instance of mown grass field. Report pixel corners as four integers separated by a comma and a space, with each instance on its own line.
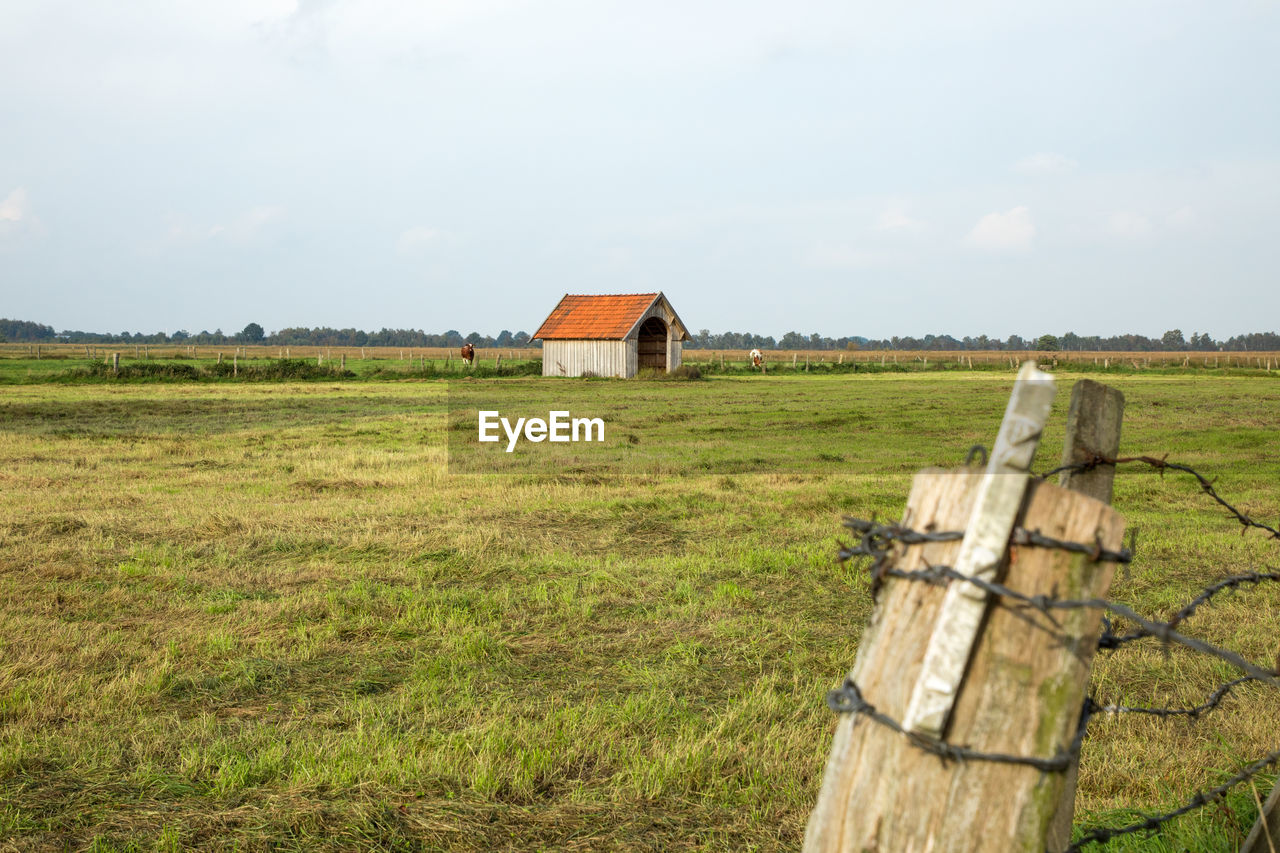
1, 369, 1277, 851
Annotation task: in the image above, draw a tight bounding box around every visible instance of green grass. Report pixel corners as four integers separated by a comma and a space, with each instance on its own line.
0, 373, 1277, 850
2, 352, 1278, 385
0, 355, 545, 384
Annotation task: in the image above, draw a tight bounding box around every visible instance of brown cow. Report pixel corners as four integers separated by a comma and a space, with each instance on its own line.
460, 343, 475, 367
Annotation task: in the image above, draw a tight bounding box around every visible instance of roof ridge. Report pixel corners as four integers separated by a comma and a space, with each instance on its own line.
561, 292, 660, 297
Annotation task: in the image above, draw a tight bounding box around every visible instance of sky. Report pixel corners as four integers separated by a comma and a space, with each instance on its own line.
1, 0, 1278, 340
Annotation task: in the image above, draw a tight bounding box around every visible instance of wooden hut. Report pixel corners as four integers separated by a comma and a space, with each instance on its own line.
532, 292, 690, 378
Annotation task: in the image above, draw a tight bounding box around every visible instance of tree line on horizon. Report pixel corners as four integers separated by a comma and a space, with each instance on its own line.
2, 318, 1278, 353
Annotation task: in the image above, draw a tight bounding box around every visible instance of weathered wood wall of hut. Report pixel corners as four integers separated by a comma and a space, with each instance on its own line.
626, 338, 638, 377
541, 340, 631, 378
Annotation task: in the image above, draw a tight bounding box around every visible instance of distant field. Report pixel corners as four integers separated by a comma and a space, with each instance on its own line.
1, 372, 1277, 850
3, 342, 1278, 376
2, 344, 1279, 388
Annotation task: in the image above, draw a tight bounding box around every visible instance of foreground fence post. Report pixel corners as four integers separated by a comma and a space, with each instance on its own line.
1045, 378, 1125, 851
902, 362, 1057, 736
804, 366, 1127, 853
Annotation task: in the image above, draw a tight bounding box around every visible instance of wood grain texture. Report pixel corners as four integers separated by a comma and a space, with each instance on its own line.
1046, 378, 1125, 852
804, 470, 1125, 853
1057, 379, 1125, 504
903, 362, 1056, 736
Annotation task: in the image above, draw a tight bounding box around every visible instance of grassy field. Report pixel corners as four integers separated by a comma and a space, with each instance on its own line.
3, 343, 1279, 383
1, 370, 1277, 851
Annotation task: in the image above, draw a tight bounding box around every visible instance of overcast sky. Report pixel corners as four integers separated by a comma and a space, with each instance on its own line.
2, 1, 1277, 339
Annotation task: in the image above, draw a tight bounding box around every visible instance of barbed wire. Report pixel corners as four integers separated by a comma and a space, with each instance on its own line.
826, 677, 1085, 772
1091, 675, 1259, 719
829, 454, 1280, 851
1039, 453, 1279, 540
1066, 746, 1280, 852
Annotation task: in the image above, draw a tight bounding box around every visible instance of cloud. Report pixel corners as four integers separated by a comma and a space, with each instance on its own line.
963, 206, 1034, 251
0, 187, 41, 244
1106, 210, 1154, 240
0, 187, 29, 222
201, 206, 285, 244
209, 205, 285, 239
1166, 205, 1195, 229
397, 225, 454, 254
1013, 152, 1078, 175
163, 205, 285, 246
877, 201, 924, 231
802, 242, 893, 270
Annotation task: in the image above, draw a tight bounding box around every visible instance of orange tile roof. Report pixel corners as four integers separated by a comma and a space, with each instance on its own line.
533, 293, 663, 340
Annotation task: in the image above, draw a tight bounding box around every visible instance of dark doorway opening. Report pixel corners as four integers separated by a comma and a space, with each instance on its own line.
637, 318, 667, 371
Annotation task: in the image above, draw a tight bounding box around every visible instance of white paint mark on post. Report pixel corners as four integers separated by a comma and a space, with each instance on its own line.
901, 361, 1056, 737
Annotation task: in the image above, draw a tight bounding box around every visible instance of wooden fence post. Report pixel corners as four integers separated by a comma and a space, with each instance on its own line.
804, 366, 1127, 853
112, 353, 119, 373
1044, 379, 1125, 851
902, 362, 1057, 736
